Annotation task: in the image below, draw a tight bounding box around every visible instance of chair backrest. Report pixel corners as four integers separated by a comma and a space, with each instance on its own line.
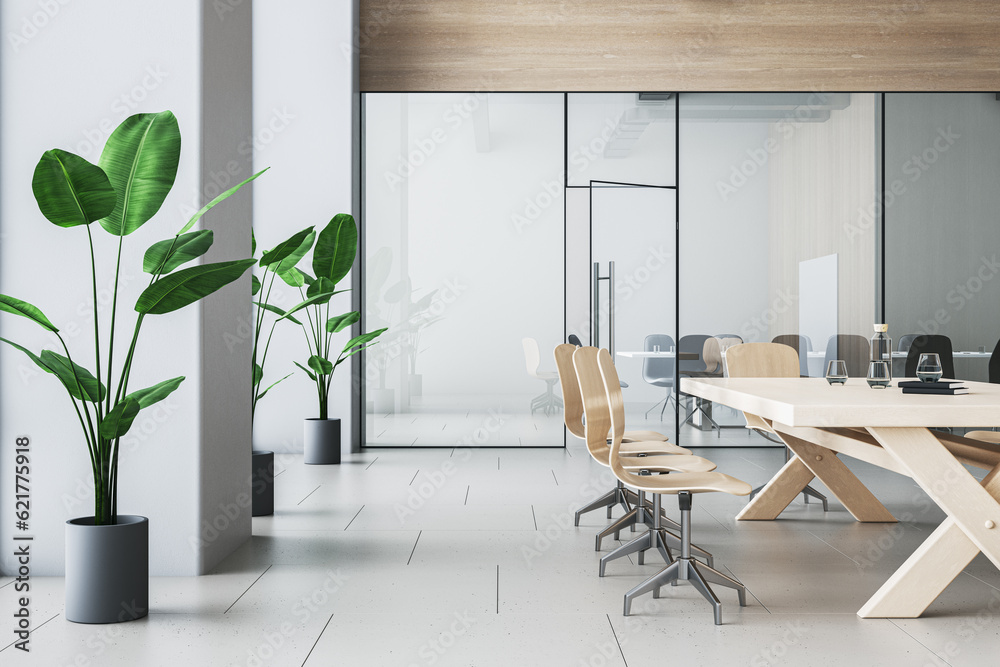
642, 334, 675, 385
824, 334, 870, 378
567, 334, 583, 347
715, 334, 744, 342
594, 347, 630, 479
725, 343, 799, 433
701, 337, 724, 374
715, 336, 743, 355
904, 335, 956, 378
726, 343, 800, 379
522, 337, 541, 378
573, 346, 613, 462
771, 334, 810, 377
678, 334, 711, 373
553, 343, 586, 439
991, 339, 1000, 384
898, 333, 920, 352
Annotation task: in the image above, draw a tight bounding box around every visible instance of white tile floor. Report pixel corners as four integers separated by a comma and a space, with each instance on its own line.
2, 443, 999, 666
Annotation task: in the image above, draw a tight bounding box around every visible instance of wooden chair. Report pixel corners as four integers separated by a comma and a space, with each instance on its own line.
581, 347, 751, 625
725, 343, 829, 510
554, 344, 707, 550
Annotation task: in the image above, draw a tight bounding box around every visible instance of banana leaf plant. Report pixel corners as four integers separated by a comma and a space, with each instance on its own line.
0, 111, 261, 525
277, 214, 387, 420
250, 225, 316, 429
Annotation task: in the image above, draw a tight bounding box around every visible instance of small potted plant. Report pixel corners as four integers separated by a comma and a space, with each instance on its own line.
249, 225, 314, 514
0, 111, 259, 623
278, 214, 386, 464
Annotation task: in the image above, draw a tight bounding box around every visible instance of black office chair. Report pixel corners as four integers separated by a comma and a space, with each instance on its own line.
825, 334, 871, 378
568, 334, 582, 347
990, 339, 1000, 384
642, 334, 675, 419
904, 335, 955, 379
898, 333, 920, 353
772, 334, 811, 377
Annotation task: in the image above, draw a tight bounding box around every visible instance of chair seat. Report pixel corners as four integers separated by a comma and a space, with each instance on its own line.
621, 471, 752, 496
966, 430, 1000, 445
623, 430, 669, 442
621, 454, 716, 473
536, 371, 559, 381
620, 440, 691, 456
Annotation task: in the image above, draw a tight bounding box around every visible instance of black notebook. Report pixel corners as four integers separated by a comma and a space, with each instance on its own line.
897, 380, 965, 389
901, 386, 969, 395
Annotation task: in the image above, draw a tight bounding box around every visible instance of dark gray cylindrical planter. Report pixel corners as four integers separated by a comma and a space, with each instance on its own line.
252, 450, 275, 516
65, 515, 148, 624
304, 418, 341, 464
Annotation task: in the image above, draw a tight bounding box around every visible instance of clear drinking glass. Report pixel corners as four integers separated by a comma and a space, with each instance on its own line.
826, 360, 848, 385
916, 353, 943, 382
867, 360, 892, 388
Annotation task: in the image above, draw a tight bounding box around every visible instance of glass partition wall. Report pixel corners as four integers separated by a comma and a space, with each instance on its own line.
363, 93, 565, 447
363, 93, 998, 448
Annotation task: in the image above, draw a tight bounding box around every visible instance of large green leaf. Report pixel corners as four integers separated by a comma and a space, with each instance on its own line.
38, 350, 106, 402
308, 355, 334, 376
260, 226, 314, 269
312, 214, 357, 286
277, 266, 305, 288
124, 376, 184, 409
305, 277, 337, 305
254, 301, 301, 325
143, 230, 214, 275
251, 274, 261, 296
31, 149, 115, 228
135, 259, 256, 315
98, 399, 140, 440
0, 295, 59, 332
326, 311, 359, 333
293, 361, 317, 382
253, 363, 263, 388
177, 168, 268, 236
99, 111, 181, 236
0, 337, 55, 375
337, 328, 388, 366
278, 289, 348, 322
255, 373, 292, 402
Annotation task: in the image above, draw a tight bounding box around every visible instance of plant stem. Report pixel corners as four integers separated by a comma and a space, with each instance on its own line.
85, 226, 104, 427
105, 235, 124, 415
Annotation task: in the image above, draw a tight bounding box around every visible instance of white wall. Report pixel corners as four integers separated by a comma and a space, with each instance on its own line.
251, 0, 360, 453
0, 0, 254, 575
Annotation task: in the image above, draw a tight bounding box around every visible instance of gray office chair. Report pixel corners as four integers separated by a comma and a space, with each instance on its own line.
772, 334, 811, 377
642, 334, 676, 420
824, 334, 871, 377
678, 334, 722, 435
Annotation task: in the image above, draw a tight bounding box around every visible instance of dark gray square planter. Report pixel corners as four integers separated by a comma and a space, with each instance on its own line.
65, 515, 148, 624
252, 450, 275, 516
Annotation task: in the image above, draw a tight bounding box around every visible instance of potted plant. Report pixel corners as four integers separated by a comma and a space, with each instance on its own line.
0, 111, 259, 623
278, 214, 386, 464
249, 225, 314, 514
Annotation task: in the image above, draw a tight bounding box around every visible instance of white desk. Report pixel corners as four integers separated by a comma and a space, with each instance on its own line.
680, 375, 1000, 618
616, 350, 700, 361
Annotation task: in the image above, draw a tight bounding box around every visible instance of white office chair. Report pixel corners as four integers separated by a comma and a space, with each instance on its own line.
522, 337, 562, 416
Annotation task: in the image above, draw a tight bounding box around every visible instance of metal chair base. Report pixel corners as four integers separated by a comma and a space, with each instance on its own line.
530, 379, 563, 416
599, 492, 714, 572
623, 491, 745, 625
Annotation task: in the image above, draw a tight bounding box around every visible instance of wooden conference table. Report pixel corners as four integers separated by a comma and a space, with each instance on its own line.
680, 376, 1000, 618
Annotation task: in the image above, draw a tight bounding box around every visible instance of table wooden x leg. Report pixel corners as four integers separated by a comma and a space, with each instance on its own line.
735, 426, 897, 523
859, 427, 1000, 618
